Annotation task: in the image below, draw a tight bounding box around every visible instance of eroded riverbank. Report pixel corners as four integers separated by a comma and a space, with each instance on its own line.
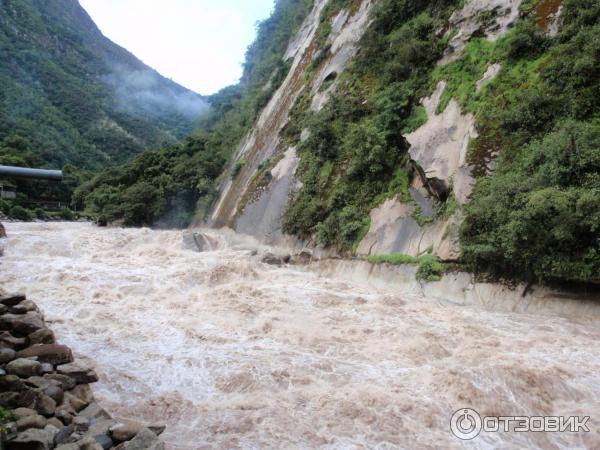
1, 222, 598, 449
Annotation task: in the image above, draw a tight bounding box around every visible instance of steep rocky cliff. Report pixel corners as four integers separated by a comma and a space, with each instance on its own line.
209, 0, 524, 254
207, 0, 599, 285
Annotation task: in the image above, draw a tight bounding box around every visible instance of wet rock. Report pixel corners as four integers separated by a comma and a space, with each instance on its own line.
0, 222, 6, 238
43, 384, 64, 404
261, 252, 291, 266
93, 433, 113, 450
12, 407, 37, 420
125, 428, 165, 450
57, 362, 99, 384
73, 415, 90, 432
109, 421, 144, 442
6, 358, 42, 377
0, 304, 8, 314
69, 384, 94, 405
27, 329, 56, 346
1, 312, 45, 336
55, 405, 75, 425
5, 425, 58, 450
9, 304, 30, 315
44, 373, 77, 390
0, 293, 26, 306
33, 392, 57, 416
17, 344, 73, 365
54, 424, 75, 445
47, 417, 64, 430
78, 403, 111, 422
1, 331, 27, 349
64, 392, 87, 412
0, 346, 16, 363
16, 413, 48, 430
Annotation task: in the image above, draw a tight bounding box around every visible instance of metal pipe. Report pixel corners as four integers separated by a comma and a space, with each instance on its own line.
0, 165, 63, 181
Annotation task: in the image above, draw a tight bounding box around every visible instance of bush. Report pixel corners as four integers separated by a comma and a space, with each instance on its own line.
232, 159, 245, 178
461, 122, 600, 283
10, 205, 35, 221
367, 253, 444, 281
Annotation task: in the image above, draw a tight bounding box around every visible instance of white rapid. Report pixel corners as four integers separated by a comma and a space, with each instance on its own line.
0, 222, 598, 449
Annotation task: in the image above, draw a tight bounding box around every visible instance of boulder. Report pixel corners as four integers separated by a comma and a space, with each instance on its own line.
0, 346, 16, 363
1, 331, 27, 349
69, 384, 94, 404
43, 384, 64, 404
47, 417, 64, 430
44, 373, 76, 390
64, 392, 87, 412
125, 428, 165, 450
93, 433, 114, 450
57, 362, 99, 384
27, 329, 56, 345
16, 414, 48, 430
0, 374, 26, 391
6, 358, 42, 377
1, 312, 45, 336
12, 407, 37, 420
0, 293, 26, 306
261, 252, 291, 266
17, 344, 74, 365
33, 392, 57, 416
78, 403, 111, 422
54, 424, 75, 445
109, 421, 144, 442
0, 222, 6, 238
5, 425, 58, 450
55, 405, 75, 425
148, 425, 166, 436
40, 363, 54, 374
0, 304, 7, 314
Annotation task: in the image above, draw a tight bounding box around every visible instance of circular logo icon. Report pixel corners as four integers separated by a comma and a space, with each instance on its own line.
450, 408, 482, 440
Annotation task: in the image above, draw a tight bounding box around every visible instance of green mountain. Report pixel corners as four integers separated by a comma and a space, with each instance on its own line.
0, 0, 208, 169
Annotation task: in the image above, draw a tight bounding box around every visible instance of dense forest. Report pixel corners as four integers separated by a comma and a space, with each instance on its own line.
0, 0, 207, 171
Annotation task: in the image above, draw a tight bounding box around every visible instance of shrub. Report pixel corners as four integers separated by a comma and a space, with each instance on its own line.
10, 205, 35, 221
232, 159, 245, 178
367, 253, 444, 281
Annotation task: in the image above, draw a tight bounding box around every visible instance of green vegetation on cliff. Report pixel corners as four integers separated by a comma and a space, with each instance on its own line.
460, 0, 600, 283
282, 0, 460, 250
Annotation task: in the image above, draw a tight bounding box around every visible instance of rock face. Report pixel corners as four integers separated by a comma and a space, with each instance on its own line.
208, 0, 373, 247
0, 293, 165, 450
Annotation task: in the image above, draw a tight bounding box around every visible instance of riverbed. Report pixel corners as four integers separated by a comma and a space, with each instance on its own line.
1, 222, 598, 449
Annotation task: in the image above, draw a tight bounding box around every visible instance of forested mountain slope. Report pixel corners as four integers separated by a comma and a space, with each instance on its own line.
0, 0, 207, 169
81, 0, 600, 286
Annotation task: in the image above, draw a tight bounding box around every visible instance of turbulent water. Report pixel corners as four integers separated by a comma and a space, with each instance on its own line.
1, 222, 599, 449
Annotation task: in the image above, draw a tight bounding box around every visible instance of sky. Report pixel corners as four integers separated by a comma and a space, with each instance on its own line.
79, 0, 275, 95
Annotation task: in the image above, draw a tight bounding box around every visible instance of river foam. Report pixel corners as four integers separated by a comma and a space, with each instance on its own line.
1, 222, 598, 449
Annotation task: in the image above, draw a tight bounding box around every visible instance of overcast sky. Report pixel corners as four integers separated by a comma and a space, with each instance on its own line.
79, 0, 275, 95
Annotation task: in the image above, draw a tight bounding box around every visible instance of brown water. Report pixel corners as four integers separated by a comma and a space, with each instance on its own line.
1, 222, 598, 449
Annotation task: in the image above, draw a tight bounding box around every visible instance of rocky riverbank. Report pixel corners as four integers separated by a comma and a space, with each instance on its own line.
0, 292, 165, 450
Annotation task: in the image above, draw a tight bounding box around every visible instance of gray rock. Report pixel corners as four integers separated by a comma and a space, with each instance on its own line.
16, 413, 48, 430
12, 407, 37, 420
109, 421, 144, 442
5, 424, 58, 450
6, 358, 42, 377
55, 445, 79, 450
78, 403, 111, 422
0, 347, 16, 363
47, 417, 64, 430
94, 433, 113, 450
0, 374, 26, 391
27, 329, 56, 346
9, 304, 29, 315
0, 304, 8, 314
55, 404, 75, 425
0, 312, 45, 336
17, 344, 73, 365
261, 252, 291, 266
57, 362, 99, 384
44, 373, 77, 390
54, 424, 75, 445
69, 384, 94, 404
43, 384, 64, 404
125, 428, 165, 450
64, 392, 87, 412
33, 392, 56, 416
0, 293, 26, 306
